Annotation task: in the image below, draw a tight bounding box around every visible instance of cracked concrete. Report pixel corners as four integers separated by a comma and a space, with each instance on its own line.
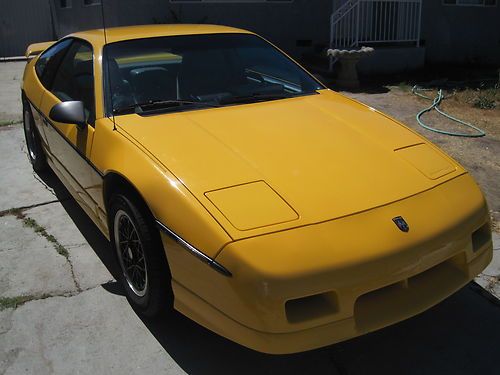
1, 287, 183, 375
0, 63, 188, 373
0, 215, 76, 297
1, 61, 499, 375
0, 126, 56, 211
25, 203, 113, 291
0, 123, 183, 374
0, 62, 23, 124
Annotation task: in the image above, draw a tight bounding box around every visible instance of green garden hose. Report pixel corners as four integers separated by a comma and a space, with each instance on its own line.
412, 85, 486, 138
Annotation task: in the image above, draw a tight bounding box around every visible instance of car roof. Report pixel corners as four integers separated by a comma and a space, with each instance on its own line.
70, 24, 253, 46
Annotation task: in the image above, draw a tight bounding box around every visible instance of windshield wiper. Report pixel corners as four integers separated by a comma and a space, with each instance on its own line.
113, 99, 220, 115
219, 92, 298, 105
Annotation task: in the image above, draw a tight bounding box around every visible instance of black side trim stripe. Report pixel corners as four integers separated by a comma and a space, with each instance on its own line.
156, 220, 232, 277
26, 97, 104, 178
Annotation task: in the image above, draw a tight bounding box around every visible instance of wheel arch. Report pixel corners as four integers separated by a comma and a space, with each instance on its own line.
99, 160, 232, 258
103, 171, 156, 227
21, 90, 33, 110
105, 171, 174, 317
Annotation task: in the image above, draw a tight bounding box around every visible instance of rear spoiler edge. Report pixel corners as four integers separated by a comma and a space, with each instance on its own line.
25, 41, 56, 59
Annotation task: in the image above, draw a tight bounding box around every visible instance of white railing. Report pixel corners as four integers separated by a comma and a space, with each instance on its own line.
329, 0, 422, 68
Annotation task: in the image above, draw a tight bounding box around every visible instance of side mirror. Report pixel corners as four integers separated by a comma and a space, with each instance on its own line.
49, 101, 86, 130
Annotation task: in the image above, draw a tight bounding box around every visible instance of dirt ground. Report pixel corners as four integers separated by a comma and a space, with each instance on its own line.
342, 86, 500, 231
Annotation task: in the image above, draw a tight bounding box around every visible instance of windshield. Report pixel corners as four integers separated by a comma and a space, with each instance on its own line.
104, 33, 323, 116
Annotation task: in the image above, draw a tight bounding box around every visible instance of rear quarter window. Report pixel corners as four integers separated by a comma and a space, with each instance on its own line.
35, 38, 73, 88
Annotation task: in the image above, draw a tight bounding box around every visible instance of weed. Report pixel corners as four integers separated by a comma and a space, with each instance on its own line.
0, 294, 53, 311
473, 95, 496, 110
0, 295, 34, 310
22, 217, 37, 228
0, 207, 24, 218
54, 243, 69, 258
395, 82, 411, 92
451, 84, 498, 110
0, 119, 22, 127
22, 217, 70, 258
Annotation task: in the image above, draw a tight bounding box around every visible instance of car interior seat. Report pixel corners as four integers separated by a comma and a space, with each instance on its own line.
73, 60, 94, 118
108, 59, 136, 110
178, 50, 238, 99
128, 66, 177, 103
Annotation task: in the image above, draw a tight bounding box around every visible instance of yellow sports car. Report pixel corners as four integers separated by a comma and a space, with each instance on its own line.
21, 25, 492, 354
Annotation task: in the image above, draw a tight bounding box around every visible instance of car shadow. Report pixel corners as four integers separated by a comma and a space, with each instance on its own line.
36, 169, 122, 282
140, 284, 500, 375
36, 169, 500, 375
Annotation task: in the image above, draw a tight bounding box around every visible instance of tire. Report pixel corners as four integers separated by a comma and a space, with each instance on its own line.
23, 101, 48, 173
109, 194, 173, 317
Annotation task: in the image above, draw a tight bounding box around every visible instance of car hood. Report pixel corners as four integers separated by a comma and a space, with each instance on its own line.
115, 90, 464, 239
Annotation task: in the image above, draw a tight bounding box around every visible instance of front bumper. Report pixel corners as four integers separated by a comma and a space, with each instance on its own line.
162, 174, 493, 354
172, 247, 490, 354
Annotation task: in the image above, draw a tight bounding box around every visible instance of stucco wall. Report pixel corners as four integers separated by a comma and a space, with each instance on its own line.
0, 0, 54, 57
5, 1, 499, 66
51, 0, 333, 58
420, 1, 500, 65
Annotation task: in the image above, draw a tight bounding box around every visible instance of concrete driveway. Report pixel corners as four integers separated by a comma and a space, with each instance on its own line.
1, 61, 499, 374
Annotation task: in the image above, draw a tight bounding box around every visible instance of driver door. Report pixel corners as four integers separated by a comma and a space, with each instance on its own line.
39, 39, 101, 218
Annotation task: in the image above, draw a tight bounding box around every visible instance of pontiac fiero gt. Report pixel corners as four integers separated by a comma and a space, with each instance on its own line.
21, 25, 492, 353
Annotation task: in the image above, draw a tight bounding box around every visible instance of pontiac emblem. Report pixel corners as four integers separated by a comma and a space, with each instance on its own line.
393, 216, 409, 232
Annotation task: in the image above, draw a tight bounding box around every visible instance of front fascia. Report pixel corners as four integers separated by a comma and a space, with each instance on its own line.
172, 173, 491, 341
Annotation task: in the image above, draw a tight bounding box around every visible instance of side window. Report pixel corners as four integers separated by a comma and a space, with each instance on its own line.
35, 39, 73, 89
51, 40, 95, 123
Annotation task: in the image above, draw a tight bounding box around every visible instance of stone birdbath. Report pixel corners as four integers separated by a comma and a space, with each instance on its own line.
327, 46, 374, 89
